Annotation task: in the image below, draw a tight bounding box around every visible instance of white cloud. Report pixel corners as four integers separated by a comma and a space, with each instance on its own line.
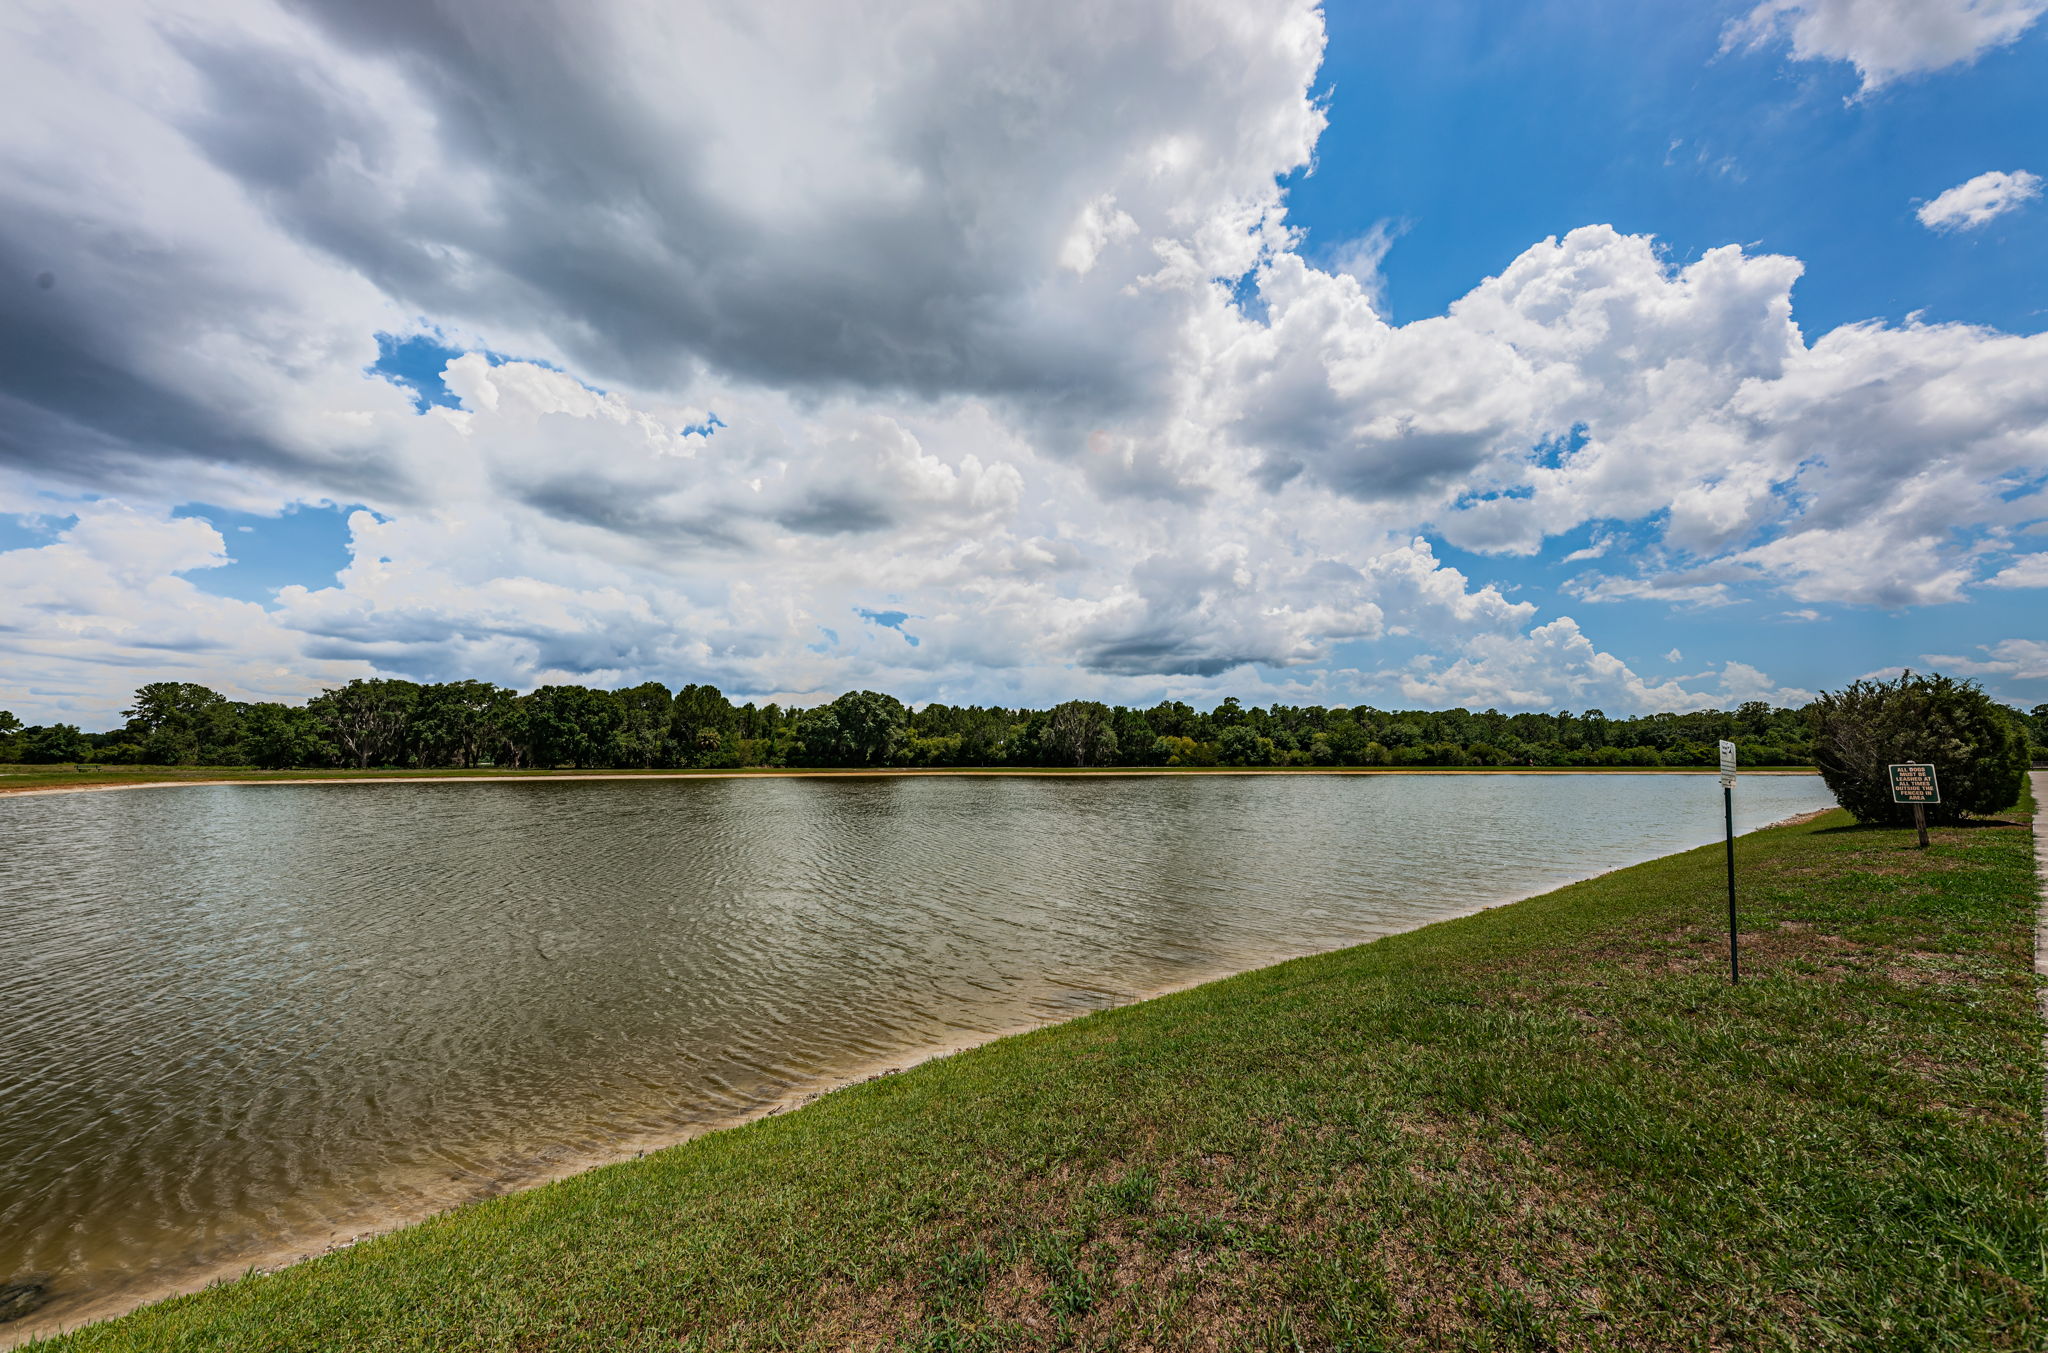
1725, 0, 2048, 91
1058, 195, 1142, 276
1665, 647, 1683, 662
1719, 660, 1814, 705
1922, 638, 2048, 681
1390, 618, 1812, 713
4, 0, 2039, 726
0, 502, 373, 723
1322, 218, 1407, 318
1984, 553, 2048, 587
1917, 169, 2043, 229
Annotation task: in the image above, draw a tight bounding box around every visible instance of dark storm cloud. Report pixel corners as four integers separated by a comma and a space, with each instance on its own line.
1315, 426, 1505, 499
1079, 632, 1260, 679
0, 196, 417, 502
1234, 385, 1507, 503
506, 461, 930, 548
225, 0, 1148, 402
0, 229, 289, 484
512, 476, 751, 551
1, 0, 1269, 514
767, 490, 900, 536
302, 615, 678, 678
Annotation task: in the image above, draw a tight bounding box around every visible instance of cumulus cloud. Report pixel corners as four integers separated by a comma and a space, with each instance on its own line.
3, 0, 2039, 724
1923, 638, 2048, 681
0, 501, 373, 721
1390, 618, 1813, 713
1201, 228, 2048, 609
1984, 553, 2048, 587
1917, 169, 2043, 229
1321, 218, 1407, 317
1726, 0, 2047, 91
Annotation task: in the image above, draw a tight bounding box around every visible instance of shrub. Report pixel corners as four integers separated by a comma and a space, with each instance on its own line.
1807, 671, 2027, 825
1151, 735, 1215, 767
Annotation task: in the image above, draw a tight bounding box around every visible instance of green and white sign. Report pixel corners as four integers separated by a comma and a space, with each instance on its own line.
1888, 763, 1940, 804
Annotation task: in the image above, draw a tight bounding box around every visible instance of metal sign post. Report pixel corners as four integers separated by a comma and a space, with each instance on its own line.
1719, 740, 1738, 984
1887, 763, 1940, 848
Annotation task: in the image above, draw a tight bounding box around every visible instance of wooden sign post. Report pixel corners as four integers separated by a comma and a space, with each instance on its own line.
1887, 763, 1940, 848
1719, 740, 1738, 984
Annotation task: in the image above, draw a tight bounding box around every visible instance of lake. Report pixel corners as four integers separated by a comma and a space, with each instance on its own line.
0, 772, 1829, 1337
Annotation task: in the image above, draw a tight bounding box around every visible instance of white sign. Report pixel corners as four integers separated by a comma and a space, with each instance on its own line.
1718, 739, 1737, 788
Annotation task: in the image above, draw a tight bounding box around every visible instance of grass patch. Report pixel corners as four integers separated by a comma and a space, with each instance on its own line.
26, 798, 2042, 1350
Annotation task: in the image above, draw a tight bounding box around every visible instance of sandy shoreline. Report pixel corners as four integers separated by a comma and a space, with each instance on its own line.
1, 1009, 1116, 1346
0, 798, 1839, 1346
0, 765, 1821, 799
7, 943, 1402, 1346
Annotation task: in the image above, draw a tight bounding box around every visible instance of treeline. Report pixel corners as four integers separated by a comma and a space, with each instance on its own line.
5, 678, 2044, 773
1, 677, 1994, 773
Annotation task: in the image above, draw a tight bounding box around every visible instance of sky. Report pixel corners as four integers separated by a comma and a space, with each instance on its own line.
1, 0, 2044, 727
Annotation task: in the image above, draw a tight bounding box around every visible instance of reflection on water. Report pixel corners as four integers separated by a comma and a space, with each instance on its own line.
0, 773, 1829, 1334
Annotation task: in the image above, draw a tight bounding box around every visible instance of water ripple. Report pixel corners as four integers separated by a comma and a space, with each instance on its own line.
0, 773, 1829, 1332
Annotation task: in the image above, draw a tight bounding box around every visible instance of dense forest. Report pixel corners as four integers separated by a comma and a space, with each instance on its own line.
6, 677, 2044, 772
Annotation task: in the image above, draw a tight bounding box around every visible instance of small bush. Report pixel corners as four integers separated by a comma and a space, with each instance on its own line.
1807, 671, 2027, 825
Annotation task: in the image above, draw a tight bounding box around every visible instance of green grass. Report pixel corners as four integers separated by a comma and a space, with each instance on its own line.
0, 763, 1817, 793
29, 796, 2043, 1350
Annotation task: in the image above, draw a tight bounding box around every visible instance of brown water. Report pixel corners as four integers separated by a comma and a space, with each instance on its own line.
0, 773, 1829, 1338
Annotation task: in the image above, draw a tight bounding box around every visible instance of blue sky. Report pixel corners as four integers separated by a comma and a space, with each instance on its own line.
1, 1, 2044, 724
1299, 1, 2048, 336
1283, 0, 2048, 704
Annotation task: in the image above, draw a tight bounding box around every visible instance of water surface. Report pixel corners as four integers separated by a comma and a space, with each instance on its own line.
0, 772, 1829, 1336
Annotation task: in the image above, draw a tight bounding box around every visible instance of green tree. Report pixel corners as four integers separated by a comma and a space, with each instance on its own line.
1216, 725, 1276, 765
310, 679, 422, 768
241, 703, 331, 769
1040, 700, 1119, 767
614, 682, 674, 767
495, 696, 534, 769
1807, 671, 2027, 825
1144, 700, 1199, 739
20, 723, 91, 763
123, 681, 240, 764
795, 690, 907, 766
526, 686, 622, 768
412, 681, 517, 768
953, 708, 1014, 765
670, 684, 738, 763
1108, 707, 1155, 765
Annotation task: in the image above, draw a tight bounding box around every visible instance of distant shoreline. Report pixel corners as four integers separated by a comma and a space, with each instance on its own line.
0, 764, 1821, 798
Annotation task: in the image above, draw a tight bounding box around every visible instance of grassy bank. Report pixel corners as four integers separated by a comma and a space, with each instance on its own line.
29, 797, 2043, 1351
0, 763, 1820, 794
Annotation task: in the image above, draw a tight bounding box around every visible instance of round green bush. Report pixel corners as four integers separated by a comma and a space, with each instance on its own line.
1807, 671, 2027, 825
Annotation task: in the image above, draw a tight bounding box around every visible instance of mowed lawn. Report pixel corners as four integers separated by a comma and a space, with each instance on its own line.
35, 795, 2043, 1351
